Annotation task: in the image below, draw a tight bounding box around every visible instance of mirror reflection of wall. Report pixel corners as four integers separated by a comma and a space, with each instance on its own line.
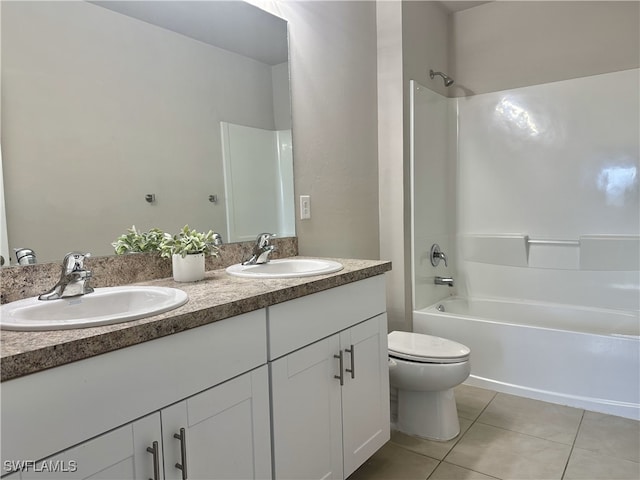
221, 122, 294, 243
0, 1, 292, 264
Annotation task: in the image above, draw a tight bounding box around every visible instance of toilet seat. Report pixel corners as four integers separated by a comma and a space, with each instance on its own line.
388, 331, 470, 364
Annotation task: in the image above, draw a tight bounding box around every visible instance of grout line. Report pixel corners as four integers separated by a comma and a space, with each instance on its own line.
399, 391, 497, 479
472, 391, 587, 447
560, 409, 585, 479
425, 460, 443, 480
440, 391, 495, 465
438, 391, 498, 480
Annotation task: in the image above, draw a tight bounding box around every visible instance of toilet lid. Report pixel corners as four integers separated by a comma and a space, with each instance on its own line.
388, 331, 470, 364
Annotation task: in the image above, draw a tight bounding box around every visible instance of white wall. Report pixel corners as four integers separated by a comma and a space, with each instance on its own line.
2, 1, 281, 261
221, 122, 281, 243
449, 1, 640, 311
457, 69, 640, 310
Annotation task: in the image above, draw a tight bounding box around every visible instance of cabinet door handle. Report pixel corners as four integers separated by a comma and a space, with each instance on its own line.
174, 428, 188, 480
334, 351, 344, 386
146, 441, 160, 480
345, 344, 355, 379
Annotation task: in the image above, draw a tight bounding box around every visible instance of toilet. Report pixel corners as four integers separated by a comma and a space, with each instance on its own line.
388, 330, 470, 441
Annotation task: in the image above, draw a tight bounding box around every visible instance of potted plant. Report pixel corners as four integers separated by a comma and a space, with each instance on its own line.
112, 226, 168, 255
160, 225, 220, 282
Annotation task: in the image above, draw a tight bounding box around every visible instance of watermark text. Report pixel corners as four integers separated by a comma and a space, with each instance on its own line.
3, 460, 78, 474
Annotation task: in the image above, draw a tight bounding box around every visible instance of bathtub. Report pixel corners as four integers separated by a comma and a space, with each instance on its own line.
413, 297, 640, 419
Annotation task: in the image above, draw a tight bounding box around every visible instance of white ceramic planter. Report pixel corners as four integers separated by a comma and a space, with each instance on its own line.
172, 253, 205, 282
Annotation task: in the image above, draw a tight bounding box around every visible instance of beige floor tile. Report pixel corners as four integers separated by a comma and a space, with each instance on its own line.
477, 393, 583, 445
390, 418, 473, 461
574, 411, 640, 463
348, 442, 439, 480
455, 384, 497, 421
428, 462, 498, 480
445, 423, 571, 480
563, 447, 640, 480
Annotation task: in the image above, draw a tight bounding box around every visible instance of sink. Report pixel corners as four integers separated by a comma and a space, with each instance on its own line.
226, 258, 343, 279
0, 286, 188, 331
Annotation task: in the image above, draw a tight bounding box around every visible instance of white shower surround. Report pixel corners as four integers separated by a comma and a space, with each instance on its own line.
457, 69, 639, 310
411, 69, 640, 419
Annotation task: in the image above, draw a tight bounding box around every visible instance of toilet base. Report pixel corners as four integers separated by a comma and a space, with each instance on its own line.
397, 388, 460, 441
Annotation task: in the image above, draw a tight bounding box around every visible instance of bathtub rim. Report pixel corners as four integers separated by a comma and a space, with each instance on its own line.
419, 295, 640, 339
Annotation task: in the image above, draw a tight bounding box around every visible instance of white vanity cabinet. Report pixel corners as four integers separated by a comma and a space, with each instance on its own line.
13, 413, 163, 480
1, 272, 390, 480
160, 366, 271, 480
1, 310, 271, 480
6, 367, 271, 480
269, 276, 390, 480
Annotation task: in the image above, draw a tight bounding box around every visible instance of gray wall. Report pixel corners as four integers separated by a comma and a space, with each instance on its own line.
377, 0, 407, 331
451, 1, 640, 95
268, 1, 381, 260
378, 1, 452, 331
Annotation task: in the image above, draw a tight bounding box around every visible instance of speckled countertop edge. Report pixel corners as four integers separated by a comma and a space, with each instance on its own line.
0, 258, 391, 381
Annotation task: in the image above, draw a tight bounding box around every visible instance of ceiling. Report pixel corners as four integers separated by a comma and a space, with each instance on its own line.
438, 1, 492, 13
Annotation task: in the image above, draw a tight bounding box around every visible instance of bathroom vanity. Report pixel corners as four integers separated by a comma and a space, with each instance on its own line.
0, 258, 391, 480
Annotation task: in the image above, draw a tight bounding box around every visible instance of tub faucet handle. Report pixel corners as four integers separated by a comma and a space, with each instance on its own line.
430, 244, 448, 267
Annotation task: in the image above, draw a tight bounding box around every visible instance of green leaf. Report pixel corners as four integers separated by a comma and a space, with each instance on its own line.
158, 225, 220, 259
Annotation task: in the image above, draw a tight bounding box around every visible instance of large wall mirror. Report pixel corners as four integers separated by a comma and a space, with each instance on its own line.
0, 0, 293, 265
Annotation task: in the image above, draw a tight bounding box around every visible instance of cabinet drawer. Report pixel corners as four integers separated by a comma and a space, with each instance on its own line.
1, 309, 267, 468
268, 276, 386, 360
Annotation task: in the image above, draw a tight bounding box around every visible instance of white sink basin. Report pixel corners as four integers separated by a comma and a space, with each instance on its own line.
0, 286, 188, 331
226, 258, 343, 279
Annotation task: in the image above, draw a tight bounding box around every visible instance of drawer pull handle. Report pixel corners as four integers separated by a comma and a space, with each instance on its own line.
345, 344, 355, 379
146, 441, 160, 480
174, 428, 188, 480
334, 351, 344, 386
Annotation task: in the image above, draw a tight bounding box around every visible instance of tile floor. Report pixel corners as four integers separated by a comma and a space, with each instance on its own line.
349, 384, 640, 480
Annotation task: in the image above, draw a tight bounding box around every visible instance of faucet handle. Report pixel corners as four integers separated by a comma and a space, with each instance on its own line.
212, 233, 224, 246
430, 244, 448, 267
63, 252, 91, 274
256, 233, 276, 248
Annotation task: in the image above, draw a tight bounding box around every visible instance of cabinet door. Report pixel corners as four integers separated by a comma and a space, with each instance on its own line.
340, 314, 390, 478
271, 336, 343, 480
18, 413, 162, 480
161, 366, 271, 480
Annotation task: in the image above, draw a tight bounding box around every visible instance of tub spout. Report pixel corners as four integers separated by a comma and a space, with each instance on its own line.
434, 276, 454, 287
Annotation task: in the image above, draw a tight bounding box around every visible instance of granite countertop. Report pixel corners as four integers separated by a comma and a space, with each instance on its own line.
1, 257, 391, 381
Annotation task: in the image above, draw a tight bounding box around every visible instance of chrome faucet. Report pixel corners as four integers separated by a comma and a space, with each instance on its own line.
212, 232, 224, 246
39, 252, 95, 300
434, 276, 455, 287
242, 233, 276, 265
430, 244, 448, 267
15, 248, 37, 265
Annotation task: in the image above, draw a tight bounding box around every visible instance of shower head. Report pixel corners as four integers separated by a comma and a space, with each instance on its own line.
429, 69, 454, 87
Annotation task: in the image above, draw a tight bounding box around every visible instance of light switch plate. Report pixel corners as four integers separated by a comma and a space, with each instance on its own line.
300, 195, 311, 220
